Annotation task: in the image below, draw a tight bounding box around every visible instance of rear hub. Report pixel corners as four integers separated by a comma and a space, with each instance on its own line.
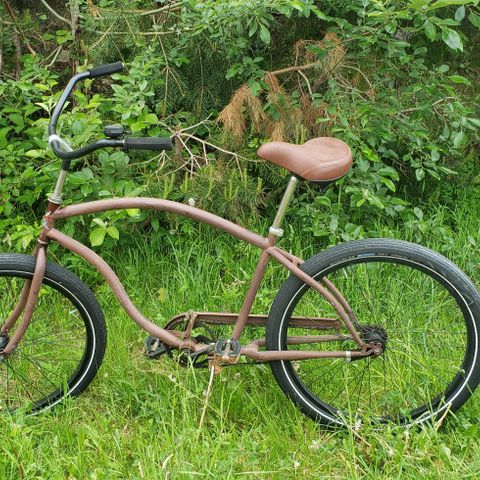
359, 324, 388, 355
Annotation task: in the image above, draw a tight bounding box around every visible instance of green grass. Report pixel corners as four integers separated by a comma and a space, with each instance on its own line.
2, 199, 480, 479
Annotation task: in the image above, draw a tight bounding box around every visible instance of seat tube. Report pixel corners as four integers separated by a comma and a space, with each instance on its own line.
232, 248, 271, 340
269, 176, 298, 238
231, 176, 298, 340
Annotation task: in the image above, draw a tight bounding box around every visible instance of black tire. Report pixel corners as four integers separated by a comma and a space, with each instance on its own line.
0, 254, 107, 414
266, 239, 480, 427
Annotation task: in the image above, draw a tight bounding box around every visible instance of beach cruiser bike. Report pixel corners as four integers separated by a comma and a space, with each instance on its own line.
1, 62, 480, 428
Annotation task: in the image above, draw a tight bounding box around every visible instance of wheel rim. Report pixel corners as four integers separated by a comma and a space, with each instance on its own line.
0, 271, 93, 413
277, 255, 475, 425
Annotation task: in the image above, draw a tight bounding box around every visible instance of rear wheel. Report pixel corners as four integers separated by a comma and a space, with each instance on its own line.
266, 239, 480, 427
0, 254, 107, 414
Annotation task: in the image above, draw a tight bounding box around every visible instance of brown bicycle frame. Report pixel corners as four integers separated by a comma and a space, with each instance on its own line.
1, 197, 373, 361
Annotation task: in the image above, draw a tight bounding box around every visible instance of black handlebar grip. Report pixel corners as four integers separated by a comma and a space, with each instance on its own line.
88, 61, 124, 79
124, 137, 173, 151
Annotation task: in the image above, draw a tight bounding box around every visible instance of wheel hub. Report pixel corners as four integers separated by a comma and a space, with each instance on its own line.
359, 325, 387, 355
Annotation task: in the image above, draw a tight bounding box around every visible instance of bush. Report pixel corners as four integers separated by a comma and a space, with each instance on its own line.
0, 0, 479, 252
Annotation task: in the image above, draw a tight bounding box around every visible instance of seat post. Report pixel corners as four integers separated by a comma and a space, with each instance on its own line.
269, 175, 298, 237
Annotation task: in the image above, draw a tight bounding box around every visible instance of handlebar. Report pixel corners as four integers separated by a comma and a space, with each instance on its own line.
48, 62, 172, 164
88, 61, 124, 79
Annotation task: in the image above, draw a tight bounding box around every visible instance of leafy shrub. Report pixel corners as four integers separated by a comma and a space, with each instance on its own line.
0, 0, 479, 253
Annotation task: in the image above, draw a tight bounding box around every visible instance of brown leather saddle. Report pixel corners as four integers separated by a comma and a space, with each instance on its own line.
257, 137, 352, 183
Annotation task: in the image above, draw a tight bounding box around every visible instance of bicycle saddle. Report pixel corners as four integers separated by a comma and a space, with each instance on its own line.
257, 137, 352, 183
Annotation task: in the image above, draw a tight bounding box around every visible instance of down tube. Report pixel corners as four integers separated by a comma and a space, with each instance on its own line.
46, 228, 190, 349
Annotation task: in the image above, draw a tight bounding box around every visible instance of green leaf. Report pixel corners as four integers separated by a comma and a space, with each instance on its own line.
248, 80, 262, 96
357, 158, 370, 173
259, 25, 271, 44
329, 215, 338, 231
453, 130, 467, 147
468, 12, 480, 28
226, 64, 241, 80
431, 0, 475, 8
25, 150, 45, 158
69, 168, 94, 185
130, 122, 144, 133
380, 177, 396, 192
248, 20, 257, 37
414, 207, 423, 220
467, 118, 480, 127
144, 113, 158, 124
455, 6, 465, 21
290, 0, 307, 12
368, 195, 384, 209
9, 113, 24, 129
377, 166, 399, 180
441, 28, 463, 51
424, 20, 437, 40
106, 226, 119, 240
313, 8, 328, 20
416, 168, 425, 181
126, 208, 140, 217
449, 74, 471, 84
90, 227, 106, 247
92, 218, 106, 227
438, 64, 450, 73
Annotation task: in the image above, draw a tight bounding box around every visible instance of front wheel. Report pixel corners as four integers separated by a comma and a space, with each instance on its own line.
0, 254, 107, 414
266, 239, 480, 427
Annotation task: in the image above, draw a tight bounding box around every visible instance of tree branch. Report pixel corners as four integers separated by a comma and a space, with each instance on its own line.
2, 0, 36, 56
138, 3, 182, 16
269, 62, 319, 76
93, 4, 181, 16
39, 0, 72, 26
83, 28, 189, 36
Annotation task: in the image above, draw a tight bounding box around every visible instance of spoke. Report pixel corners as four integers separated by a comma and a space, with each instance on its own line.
4, 362, 38, 402
307, 359, 346, 390
382, 353, 386, 391
368, 359, 372, 408
21, 331, 83, 345
328, 363, 370, 406
388, 269, 426, 326
386, 346, 459, 385
21, 338, 84, 350
16, 350, 66, 390
20, 351, 79, 363
352, 360, 368, 413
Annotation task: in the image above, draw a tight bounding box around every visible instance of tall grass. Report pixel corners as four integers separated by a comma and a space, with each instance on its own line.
1, 195, 480, 479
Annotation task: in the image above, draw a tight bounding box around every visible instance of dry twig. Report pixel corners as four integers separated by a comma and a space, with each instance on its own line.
2, 0, 36, 55
39, 0, 71, 26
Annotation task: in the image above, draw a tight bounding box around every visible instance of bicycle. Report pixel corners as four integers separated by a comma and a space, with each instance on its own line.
1, 61, 480, 428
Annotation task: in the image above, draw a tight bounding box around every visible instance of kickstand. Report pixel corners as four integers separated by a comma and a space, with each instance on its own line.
197, 362, 216, 435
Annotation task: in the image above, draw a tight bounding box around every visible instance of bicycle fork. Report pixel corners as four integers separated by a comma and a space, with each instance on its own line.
0, 208, 56, 359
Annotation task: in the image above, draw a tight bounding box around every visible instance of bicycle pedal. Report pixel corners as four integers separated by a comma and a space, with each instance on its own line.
144, 335, 168, 359
214, 338, 241, 364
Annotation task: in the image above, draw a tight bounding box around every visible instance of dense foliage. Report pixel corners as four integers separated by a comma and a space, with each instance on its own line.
0, 0, 479, 251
